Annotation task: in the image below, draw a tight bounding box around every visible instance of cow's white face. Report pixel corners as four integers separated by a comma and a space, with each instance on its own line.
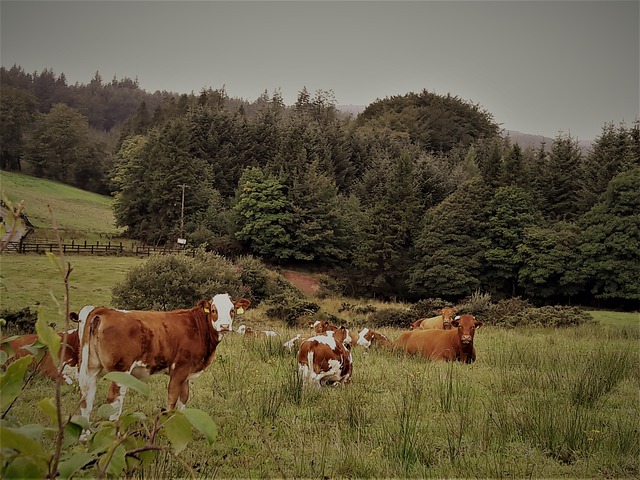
357, 328, 372, 348
211, 293, 236, 332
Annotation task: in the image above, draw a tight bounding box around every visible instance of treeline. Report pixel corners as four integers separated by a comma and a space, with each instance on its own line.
1, 65, 638, 307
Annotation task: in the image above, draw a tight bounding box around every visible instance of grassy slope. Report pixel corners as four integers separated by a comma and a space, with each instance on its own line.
0, 170, 124, 239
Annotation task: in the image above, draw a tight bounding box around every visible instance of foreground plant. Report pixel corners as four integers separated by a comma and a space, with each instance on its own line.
0, 201, 218, 478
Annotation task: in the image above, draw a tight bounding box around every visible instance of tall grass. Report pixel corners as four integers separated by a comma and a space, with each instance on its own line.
2, 254, 639, 478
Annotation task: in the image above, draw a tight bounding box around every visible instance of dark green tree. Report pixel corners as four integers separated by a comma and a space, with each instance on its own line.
409, 178, 491, 299
233, 167, 294, 262
482, 185, 540, 297
0, 85, 37, 171
352, 152, 422, 298
288, 160, 350, 265
517, 222, 583, 302
25, 103, 104, 189
543, 133, 583, 220
580, 121, 640, 212
575, 167, 640, 305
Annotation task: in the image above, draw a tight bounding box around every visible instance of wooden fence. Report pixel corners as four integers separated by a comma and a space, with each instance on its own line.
3, 240, 187, 256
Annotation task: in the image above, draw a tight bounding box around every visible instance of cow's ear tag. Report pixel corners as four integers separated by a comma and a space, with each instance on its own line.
236, 307, 245, 315
204, 307, 210, 313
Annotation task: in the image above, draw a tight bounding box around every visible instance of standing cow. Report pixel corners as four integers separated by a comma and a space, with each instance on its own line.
77, 294, 250, 422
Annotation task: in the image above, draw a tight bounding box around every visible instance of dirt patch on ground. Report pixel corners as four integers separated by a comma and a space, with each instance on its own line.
282, 271, 320, 295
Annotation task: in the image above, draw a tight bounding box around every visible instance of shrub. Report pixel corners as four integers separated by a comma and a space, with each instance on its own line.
235, 255, 288, 306
0, 307, 39, 336
368, 308, 415, 328
316, 274, 346, 298
112, 249, 243, 310
457, 290, 492, 318
264, 290, 320, 327
483, 297, 534, 326
502, 305, 595, 328
409, 298, 449, 318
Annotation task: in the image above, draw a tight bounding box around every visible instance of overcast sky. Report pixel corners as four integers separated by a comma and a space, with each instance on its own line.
1, 1, 638, 140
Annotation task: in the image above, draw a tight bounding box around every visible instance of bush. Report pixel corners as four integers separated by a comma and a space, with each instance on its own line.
458, 290, 493, 318
368, 308, 415, 329
483, 297, 534, 326
502, 305, 595, 328
409, 298, 450, 318
0, 307, 39, 336
235, 255, 289, 306
264, 289, 320, 328
112, 249, 244, 310
316, 274, 346, 298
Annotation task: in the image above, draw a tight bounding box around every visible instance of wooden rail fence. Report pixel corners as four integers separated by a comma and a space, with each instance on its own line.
3, 240, 188, 256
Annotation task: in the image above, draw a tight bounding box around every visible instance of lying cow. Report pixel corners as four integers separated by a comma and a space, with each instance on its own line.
297, 327, 353, 387
77, 294, 250, 422
410, 307, 458, 330
356, 328, 393, 349
1, 329, 80, 384
396, 314, 482, 363
237, 325, 278, 337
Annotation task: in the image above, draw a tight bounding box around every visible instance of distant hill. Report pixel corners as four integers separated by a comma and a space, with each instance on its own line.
501, 130, 593, 153
336, 105, 593, 153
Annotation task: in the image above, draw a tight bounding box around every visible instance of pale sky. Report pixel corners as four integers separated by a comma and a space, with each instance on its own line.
1, 0, 638, 141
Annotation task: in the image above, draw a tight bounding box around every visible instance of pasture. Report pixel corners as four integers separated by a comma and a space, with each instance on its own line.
2, 254, 639, 477
1, 170, 124, 240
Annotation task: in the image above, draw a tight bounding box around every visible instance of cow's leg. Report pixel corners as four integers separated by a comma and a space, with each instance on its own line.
176, 381, 189, 411
167, 371, 190, 411
78, 344, 100, 421
106, 381, 128, 421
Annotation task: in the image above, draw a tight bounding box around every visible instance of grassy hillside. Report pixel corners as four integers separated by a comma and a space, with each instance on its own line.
0, 170, 124, 240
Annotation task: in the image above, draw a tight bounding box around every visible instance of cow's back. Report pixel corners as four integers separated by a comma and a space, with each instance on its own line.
397, 329, 458, 360
85, 307, 215, 376
419, 315, 444, 330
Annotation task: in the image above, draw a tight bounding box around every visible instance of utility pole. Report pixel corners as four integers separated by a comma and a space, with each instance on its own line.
178, 184, 187, 243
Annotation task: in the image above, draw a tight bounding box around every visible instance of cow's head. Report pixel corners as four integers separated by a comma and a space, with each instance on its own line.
439, 307, 458, 330
208, 294, 251, 332
451, 314, 482, 345
357, 327, 373, 347
311, 320, 337, 334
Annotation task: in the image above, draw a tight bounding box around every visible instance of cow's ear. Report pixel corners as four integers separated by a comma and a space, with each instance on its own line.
235, 298, 251, 314
451, 317, 460, 328
475, 321, 483, 329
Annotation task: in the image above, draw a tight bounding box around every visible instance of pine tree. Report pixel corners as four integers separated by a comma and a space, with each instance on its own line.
409, 178, 491, 299
233, 167, 294, 262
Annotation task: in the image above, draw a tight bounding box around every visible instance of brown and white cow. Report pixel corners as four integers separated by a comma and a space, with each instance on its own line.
77, 294, 250, 422
395, 314, 482, 363
356, 328, 393, 349
297, 327, 353, 387
237, 325, 278, 337
312, 320, 359, 347
411, 307, 458, 330
1, 328, 80, 384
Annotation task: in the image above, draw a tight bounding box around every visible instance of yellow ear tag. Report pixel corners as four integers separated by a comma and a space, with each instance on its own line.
204, 308, 210, 313
236, 307, 245, 315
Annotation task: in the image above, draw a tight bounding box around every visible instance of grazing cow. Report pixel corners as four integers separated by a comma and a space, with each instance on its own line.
356, 328, 393, 349
237, 325, 278, 337
297, 327, 352, 387
1, 329, 80, 384
395, 314, 482, 363
413, 307, 458, 330
77, 294, 250, 422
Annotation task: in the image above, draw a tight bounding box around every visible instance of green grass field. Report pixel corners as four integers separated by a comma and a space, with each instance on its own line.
1, 170, 124, 240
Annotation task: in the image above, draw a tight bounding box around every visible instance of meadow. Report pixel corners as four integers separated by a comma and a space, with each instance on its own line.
2, 253, 639, 478
2, 174, 639, 477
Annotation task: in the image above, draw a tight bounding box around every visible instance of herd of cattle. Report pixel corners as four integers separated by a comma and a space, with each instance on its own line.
1, 296, 482, 425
